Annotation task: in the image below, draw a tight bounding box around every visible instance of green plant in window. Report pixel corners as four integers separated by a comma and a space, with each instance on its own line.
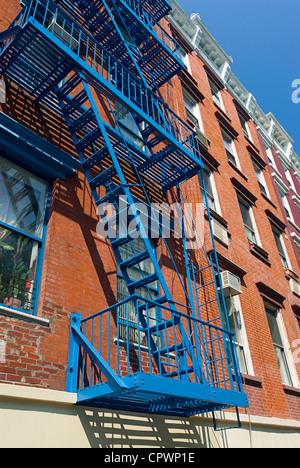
0, 228, 15, 252
8, 236, 32, 301
0, 274, 7, 300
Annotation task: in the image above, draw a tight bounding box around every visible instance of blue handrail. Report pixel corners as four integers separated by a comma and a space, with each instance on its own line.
1, 0, 198, 158
73, 293, 242, 393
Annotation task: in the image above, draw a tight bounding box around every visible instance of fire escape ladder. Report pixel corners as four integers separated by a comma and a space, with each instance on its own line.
0, 0, 249, 417
56, 0, 184, 90
57, 70, 206, 387
109, 0, 184, 89
69, 0, 150, 87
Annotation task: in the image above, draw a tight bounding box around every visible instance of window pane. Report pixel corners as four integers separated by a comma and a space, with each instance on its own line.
117, 237, 158, 345
219, 295, 249, 374
0, 156, 48, 238
279, 190, 292, 219
253, 164, 267, 195
0, 227, 39, 311
265, 306, 293, 386
274, 345, 293, 386
222, 132, 237, 165
236, 344, 248, 375
115, 102, 144, 149
209, 80, 224, 110
265, 307, 283, 347
238, 200, 257, 243
272, 229, 288, 268
239, 114, 249, 138
226, 149, 238, 166
239, 201, 250, 227
199, 171, 216, 211
273, 230, 283, 255
222, 132, 232, 151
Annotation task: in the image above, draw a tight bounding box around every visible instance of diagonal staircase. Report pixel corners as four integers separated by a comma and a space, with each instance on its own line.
0, 0, 248, 417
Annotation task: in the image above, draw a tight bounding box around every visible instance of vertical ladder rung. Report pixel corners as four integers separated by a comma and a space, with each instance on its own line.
90, 166, 117, 188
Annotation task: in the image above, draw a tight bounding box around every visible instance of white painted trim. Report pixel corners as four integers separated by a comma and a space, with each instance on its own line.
191, 411, 300, 430
168, 0, 300, 176
0, 305, 50, 327
0, 383, 77, 405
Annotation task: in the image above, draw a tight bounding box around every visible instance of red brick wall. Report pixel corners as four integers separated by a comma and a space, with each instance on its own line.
166, 44, 300, 420
0, 1, 299, 421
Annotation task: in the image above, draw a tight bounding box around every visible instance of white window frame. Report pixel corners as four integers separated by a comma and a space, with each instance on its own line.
285, 169, 296, 192
222, 129, 241, 170
199, 167, 221, 215
238, 113, 252, 141
225, 295, 254, 376
266, 147, 278, 171
182, 88, 204, 133
253, 162, 269, 198
180, 47, 192, 75
279, 188, 294, 222
209, 79, 225, 112
271, 226, 291, 270
265, 302, 300, 388
238, 196, 261, 247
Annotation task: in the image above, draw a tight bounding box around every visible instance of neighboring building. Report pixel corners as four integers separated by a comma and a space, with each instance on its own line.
0, 0, 299, 448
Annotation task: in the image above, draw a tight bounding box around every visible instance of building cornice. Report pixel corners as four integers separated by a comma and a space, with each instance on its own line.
168, 0, 300, 177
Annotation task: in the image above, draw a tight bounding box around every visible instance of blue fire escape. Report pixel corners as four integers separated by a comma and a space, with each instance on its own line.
0, 0, 248, 418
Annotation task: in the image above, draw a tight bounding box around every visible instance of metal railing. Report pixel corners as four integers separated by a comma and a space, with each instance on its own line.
1, 0, 199, 157
115, 0, 181, 60
71, 294, 243, 394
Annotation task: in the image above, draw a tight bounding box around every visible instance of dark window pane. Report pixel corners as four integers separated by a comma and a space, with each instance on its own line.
0, 156, 48, 238
0, 227, 39, 311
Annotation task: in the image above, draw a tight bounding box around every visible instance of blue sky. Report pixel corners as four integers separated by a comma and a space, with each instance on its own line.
176, 0, 300, 155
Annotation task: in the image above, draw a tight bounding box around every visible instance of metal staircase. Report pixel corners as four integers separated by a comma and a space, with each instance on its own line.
55, 0, 183, 88
0, 0, 248, 417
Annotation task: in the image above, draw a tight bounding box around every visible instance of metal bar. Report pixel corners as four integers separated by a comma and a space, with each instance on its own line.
66, 313, 81, 393
71, 318, 128, 390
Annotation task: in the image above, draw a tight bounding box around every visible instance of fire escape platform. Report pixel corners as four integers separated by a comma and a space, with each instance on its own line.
0, 21, 74, 112
0, 0, 249, 421
76, 372, 249, 417
135, 0, 172, 23
0, 11, 202, 190
112, 0, 184, 87
56, 0, 182, 87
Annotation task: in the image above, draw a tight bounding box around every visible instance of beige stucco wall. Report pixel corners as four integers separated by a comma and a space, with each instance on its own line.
0, 384, 299, 448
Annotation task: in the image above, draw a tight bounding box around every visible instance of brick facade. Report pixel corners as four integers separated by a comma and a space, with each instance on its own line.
0, 0, 299, 426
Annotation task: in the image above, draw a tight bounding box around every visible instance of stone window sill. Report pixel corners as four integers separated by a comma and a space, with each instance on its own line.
0, 305, 50, 327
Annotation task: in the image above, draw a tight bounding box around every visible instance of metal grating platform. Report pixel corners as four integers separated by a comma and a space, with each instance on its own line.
76, 373, 248, 417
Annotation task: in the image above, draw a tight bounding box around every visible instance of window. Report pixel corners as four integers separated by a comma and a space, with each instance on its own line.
265, 304, 293, 386
0, 156, 48, 313
238, 198, 258, 245
209, 79, 225, 112
220, 294, 250, 375
272, 227, 289, 269
265, 147, 277, 170
117, 236, 159, 345
180, 48, 192, 74
183, 88, 203, 132
222, 130, 239, 168
115, 101, 145, 150
253, 162, 268, 196
199, 169, 217, 212
285, 169, 296, 192
238, 113, 251, 140
279, 189, 293, 221
48, 14, 80, 51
